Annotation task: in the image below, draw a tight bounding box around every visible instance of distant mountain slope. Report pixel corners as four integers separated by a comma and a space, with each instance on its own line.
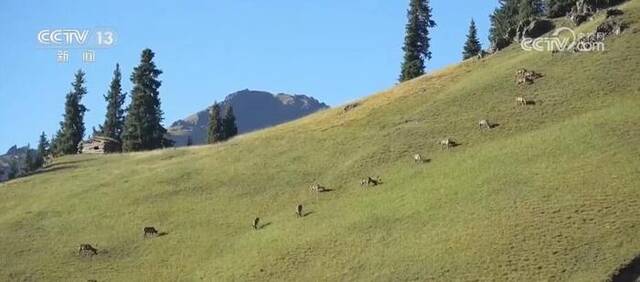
167, 89, 328, 146
0, 145, 30, 182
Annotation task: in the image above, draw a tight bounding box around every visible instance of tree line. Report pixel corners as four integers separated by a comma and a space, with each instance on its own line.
15, 0, 618, 178
23, 48, 238, 173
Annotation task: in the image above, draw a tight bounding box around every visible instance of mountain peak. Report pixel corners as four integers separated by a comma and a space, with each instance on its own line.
167, 90, 328, 146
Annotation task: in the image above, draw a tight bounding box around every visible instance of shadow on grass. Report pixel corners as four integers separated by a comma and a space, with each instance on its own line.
259, 222, 272, 229
489, 123, 501, 129
47, 158, 94, 168
302, 211, 314, 217
611, 254, 640, 282
36, 165, 78, 174
445, 142, 462, 149
158, 232, 169, 237
10, 165, 79, 181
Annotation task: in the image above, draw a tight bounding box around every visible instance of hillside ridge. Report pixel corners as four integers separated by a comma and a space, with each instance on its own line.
1, 1, 639, 280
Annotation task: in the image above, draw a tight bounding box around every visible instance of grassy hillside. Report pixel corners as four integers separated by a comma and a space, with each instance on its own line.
2, 2, 640, 281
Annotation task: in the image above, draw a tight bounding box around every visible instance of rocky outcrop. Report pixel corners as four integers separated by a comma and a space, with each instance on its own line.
568, 0, 597, 25
515, 19, 555, 42
573, 18, 626, 52
0, 145, 32, 182
166, 90, 328, 146
606, 8, 624, 18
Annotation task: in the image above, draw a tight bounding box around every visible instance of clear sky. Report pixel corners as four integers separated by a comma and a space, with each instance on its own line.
0, 1, 498, 153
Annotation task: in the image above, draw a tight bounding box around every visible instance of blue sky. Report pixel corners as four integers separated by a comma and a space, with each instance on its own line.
0, 1, 498, 152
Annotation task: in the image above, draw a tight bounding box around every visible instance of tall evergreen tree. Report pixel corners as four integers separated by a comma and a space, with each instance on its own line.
24, 145, 35, 174
518, 0, 544, 21
462, 19, 483, 60
101, 63, 126, 145
490, 0, 544, 50
207, 103, 224, 144
50, 130, 61, 156
55, 70, 88, 155
122, 49, 167, 152
489, 0, 520, 50
35, 132, 50, 168
545, 0, 577, 17
399, 0, 436, 82
222, 105, 238, 140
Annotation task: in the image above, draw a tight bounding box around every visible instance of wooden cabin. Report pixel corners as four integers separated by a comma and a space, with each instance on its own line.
78, 136, 120, 154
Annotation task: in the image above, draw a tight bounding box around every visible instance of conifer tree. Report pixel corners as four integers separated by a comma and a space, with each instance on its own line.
545, 0, 576, 17
50, 130, 61, 156
490, 0, 544, 50
24, 146, 35, 174
122, 49, 167, 152
35, 132, 49, 168
208, 103, 224, 144
463, 19, 483, 60
222, 105, 238, 140
518, 0, 544, 21
399, 0, 436, 82
101, 63, 126, 145
55, 70, 88, 155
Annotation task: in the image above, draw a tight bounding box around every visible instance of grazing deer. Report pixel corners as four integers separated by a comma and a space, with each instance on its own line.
78, 244, 98, 256
143, 227, 159, 238
252, 217, 260, 230
310, 183, 327, 193
439, 138, 455, 150
296, 204, 304, 217
414, 154, 423, 163
515, 68, 542, 85
516, 97, 528, 106
479, 119, 491, 129
361, 176, 382, 187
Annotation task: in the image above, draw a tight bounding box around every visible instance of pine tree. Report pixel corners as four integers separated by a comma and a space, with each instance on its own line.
24, 146, 35, 174
399, 0, 436, 82
490, 0, 545, 50
50, 130, 61, 156
55, 70, 88, 155
207, 103, 224, 144
35, 132, 50, 168
489, 0, 520, 50
122, 49, 167, 152
101, 63, 126, 146
222, 105, 238, 140
545, 0, 577, 17
462, 19, 483, 60
518, 0, 544, 21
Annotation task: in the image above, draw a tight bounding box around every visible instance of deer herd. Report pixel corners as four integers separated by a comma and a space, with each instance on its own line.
76, 68, 541, 259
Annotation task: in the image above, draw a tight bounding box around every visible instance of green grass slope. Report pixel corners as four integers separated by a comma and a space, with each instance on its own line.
2, 2, 640, 281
